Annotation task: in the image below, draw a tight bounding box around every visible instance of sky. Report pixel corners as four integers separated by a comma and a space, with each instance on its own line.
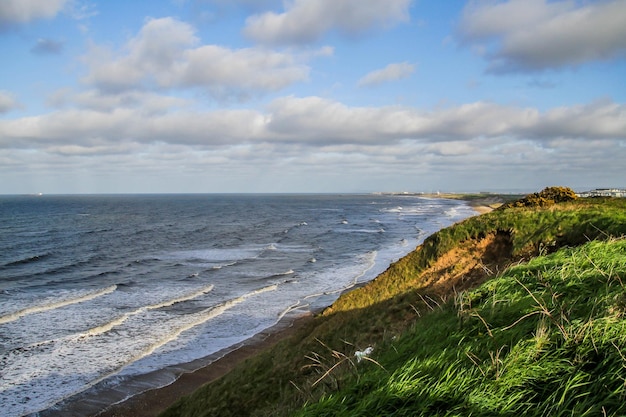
0, 0, 625, 194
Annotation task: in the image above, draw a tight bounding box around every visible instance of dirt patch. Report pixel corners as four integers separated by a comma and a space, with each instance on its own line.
419, 230, 514, 296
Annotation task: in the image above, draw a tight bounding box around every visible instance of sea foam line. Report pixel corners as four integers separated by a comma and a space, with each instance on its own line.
78, 283, 216, 338
12, 284, 275, 414
68, 284, 280, 403
145, 284, 216, 311
125, 284, 278, 365
0, 285, 117, 325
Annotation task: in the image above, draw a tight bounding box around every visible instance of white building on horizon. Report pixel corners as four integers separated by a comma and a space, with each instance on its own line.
577, 188, 626, 198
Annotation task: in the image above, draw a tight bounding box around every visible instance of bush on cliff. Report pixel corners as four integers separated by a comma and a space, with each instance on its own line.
500, 186, 578, 209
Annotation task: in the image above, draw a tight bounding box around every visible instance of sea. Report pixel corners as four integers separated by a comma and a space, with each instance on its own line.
0, 194, 476, 416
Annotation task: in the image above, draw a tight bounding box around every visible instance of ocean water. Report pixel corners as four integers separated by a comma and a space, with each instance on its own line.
0, 194, 475, 416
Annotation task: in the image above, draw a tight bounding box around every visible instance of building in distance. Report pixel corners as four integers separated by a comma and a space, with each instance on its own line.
577, 188, 626, 198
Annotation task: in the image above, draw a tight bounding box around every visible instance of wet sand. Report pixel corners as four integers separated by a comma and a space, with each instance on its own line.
92, 313, 314, 417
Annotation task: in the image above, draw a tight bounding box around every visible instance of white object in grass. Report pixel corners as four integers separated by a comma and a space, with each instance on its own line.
355, 346, 374, 363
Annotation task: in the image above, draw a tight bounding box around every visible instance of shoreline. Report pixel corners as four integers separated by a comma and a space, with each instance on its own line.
89, 312, 315, 417
469, 203, 494, 214
58, 197, 489, 417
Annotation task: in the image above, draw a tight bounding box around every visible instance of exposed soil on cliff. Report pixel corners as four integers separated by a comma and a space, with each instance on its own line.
420, 230, 515, 296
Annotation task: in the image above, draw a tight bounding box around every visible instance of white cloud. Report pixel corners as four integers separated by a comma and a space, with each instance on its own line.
180, 46, 310, 96
0, 107, 266, 149
47, 88, 191, 113
458, 0, 626, 72
0, 91, 20, 113
244, 0, 411, 45
0, 0, 68, 26
81, 17, 198, 91
357, 62, 415, 87
81, 17, 310, 99
425, 141, 476, 156
530, 99, 626, 139
263, 96, 544, 143
2, 97, 624, 153
2, 98, 625, 193
201, 0, 282, 11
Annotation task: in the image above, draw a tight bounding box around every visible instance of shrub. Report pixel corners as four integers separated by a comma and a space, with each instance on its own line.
501, 186, 577, 209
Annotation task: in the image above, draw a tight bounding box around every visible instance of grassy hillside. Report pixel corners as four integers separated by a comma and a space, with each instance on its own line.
299, 238, 626, 416
161, 189, 626, 417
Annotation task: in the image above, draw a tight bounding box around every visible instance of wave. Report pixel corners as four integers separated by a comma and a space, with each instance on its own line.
445, 207, 459, 217
2, 252, 52, 268
20, 265, 122, 290
0, 338, 57, 365
334, 228, 385, 234
78, 313, 135, 338
0, 285, 117, 325
381, 204, 437, 215
168, 247, 264, 266
276, 300, 309, 322
347, 251, 378, 286
210, 261, 237, 270
125, 258, 161, 267
303, 251, 378, 301
77, 284, 216, 338
1, 285, 222, 398
145, 284, 215, 311
269, 242, 315, 253
383, 206, 403, 213
6, 254, 104, 283
282, 221, 309, 234
136, 284, 278, 355
83, 284, 280, 387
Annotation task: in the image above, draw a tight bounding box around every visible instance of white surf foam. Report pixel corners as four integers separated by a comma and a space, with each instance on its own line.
0, 285, 117, 325
0, 284, 277, 417
77, 283, 216, 338
94, 284, 280, 382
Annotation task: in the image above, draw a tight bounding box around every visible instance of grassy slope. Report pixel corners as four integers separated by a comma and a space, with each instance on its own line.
299, 238, 626, 416
161, 196, 626, 417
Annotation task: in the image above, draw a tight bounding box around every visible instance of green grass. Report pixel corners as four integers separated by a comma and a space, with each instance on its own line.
297, 238, 626, 416
161, 195, 626, 417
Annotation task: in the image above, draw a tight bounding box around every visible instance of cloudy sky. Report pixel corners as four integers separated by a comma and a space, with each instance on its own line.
1, 0, 625, 194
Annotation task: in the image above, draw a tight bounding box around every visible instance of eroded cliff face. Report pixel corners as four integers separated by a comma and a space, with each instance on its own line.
324, 229, 518, 318
420, 230, 514, 296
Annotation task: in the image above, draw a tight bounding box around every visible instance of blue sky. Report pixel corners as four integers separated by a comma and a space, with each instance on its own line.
1, 0, 625, 194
